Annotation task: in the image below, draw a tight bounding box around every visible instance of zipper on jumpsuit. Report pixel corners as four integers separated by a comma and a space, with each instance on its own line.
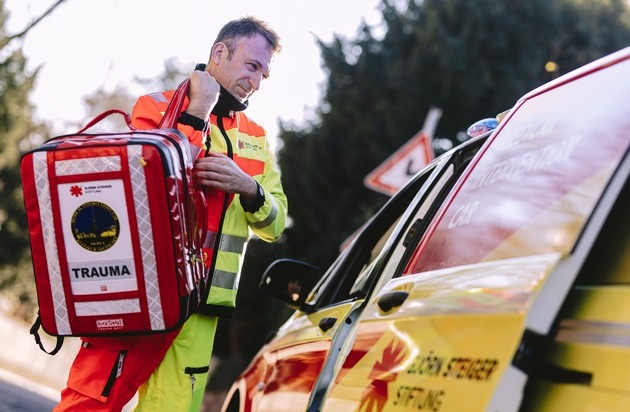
185, 116, 233, 395
202, 115, 233, 299
184, 366, 211, 394
102, 350, 128, 397
201, 116, 232, 302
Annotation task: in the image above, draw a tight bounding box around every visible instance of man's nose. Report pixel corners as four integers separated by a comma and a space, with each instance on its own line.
249, 75, 262, 92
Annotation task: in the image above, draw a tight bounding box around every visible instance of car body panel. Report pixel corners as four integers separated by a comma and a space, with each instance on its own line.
324, 254, 561, 412
234, 301, 361, 412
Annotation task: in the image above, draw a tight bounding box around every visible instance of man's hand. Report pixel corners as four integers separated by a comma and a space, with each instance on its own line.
194, 152, 258, 200
186, 70, 220, 119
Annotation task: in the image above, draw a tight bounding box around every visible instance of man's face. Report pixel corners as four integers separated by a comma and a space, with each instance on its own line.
212, 33, 274, 103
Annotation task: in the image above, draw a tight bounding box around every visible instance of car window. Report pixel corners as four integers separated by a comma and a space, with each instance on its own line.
307, 163, 438, 309
406, 58, 630, 275
387, 136, 487, 280
348, 134, 489, 299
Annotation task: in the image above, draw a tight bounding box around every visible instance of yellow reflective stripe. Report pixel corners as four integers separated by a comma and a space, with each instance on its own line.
147, 92, 169, 104
557, 319, 630, 347
250, 196, 279, 230
210, 269, 237, 290
203, 232, 243, 308
205, 284, 238, 306
219, 234, 246, 254
203, 232, 246, 254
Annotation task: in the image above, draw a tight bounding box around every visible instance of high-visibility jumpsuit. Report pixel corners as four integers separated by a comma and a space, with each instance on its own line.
53, 86, 288, 412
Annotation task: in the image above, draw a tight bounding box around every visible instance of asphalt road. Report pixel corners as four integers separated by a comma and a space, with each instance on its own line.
0, 378, 56, 412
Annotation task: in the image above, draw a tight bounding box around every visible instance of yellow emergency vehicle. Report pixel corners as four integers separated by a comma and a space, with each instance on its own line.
223, 46, 630, 412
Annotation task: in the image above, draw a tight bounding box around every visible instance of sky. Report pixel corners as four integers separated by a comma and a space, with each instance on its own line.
5, 0, 383, 148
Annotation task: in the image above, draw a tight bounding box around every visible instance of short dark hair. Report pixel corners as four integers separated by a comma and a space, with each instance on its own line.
214, 16, 282, 55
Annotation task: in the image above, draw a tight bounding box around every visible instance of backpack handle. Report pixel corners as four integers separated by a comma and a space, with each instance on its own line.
76, 79, 190, 134
76, 109, 136, 134
158, 79, 190, 129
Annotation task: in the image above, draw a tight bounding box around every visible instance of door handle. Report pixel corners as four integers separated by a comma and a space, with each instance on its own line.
513, 329, 592, 385
318, 317, 337, 332
377, 290, 409, 312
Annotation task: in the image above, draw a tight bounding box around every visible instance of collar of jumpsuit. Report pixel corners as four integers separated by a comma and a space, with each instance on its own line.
213, 85, 248, 117
196, 63, 249, 117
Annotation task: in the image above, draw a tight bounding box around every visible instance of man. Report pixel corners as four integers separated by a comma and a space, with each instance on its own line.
54, 16, 287, 412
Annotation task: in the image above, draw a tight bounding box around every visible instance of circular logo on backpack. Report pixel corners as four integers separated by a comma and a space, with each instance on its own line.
71, 201, 120, 252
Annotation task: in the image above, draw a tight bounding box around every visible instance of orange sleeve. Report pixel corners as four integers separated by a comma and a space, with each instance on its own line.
130, 94, 164, 130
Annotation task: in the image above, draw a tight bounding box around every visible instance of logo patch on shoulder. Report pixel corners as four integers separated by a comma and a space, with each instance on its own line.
237, 139, 262, 152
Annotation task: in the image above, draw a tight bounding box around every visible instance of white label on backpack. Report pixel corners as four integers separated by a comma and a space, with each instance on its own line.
68, 259, 137, 295
57, 178, 138, 295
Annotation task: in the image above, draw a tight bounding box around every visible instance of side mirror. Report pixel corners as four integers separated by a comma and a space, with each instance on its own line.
259, 259, 321, 310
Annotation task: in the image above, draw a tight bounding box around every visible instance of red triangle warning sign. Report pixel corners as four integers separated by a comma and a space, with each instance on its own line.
364, 108, 441, 196
363, 131, 434, 196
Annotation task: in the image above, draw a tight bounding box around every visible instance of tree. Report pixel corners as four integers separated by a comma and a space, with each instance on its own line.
276, 0, 630, 271
0, 0, 66, 50
0, 0, 66, 319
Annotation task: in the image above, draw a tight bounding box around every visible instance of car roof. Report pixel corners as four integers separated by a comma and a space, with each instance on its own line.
520, 46, 630, 101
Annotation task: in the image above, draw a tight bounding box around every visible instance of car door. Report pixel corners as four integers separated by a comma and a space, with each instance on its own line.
226, 154, 447, 412
322, 47, 630, 412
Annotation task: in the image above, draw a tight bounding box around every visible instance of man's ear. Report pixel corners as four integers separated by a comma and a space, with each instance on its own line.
210, 42, 226, 64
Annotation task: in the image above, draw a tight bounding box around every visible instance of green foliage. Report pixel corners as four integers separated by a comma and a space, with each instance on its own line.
0, 1, 49, 318
277, 0, 630, 270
